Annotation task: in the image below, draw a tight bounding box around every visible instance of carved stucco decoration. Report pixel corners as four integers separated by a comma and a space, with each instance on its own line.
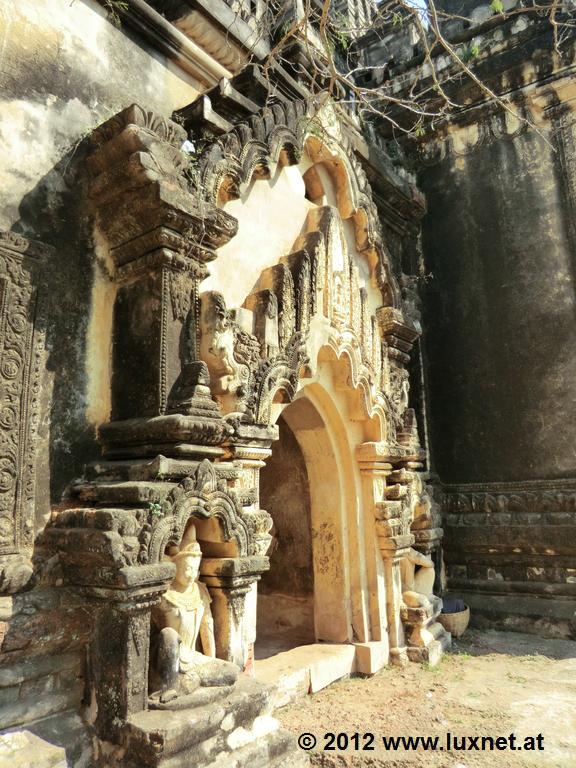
442, 478, 576, 519
405, 101, 533, 168
0, 232, 50, 595
48, 459, 270, 583
184, 99, 427, 450
141, 459, 253, 563
199, 291, 260, 417
87, 100, 420, 450
88, 103, 239, 278
193, 99, 401, 304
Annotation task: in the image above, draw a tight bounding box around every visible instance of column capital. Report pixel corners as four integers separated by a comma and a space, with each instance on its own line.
87, 104, 238, 281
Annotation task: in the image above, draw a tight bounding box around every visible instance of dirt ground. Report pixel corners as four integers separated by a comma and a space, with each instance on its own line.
276, 630, 576, 768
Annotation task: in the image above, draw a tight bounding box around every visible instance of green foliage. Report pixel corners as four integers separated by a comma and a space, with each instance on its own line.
103, 0, 129, 27
414, 120, 426, 138
461, 41, 481, 62
490, 0, 504, 13
148, 502, 163, 518
181, 129, 215, 188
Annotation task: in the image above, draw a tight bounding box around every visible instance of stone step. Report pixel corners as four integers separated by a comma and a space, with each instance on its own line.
200, 726, 308, 768
406, 629, 451, 666
429, 620, 449, 641
125, 677, 277, 766
254, 643, 357, 709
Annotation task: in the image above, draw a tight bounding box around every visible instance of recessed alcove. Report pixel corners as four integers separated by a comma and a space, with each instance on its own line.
256, 414, 315, 660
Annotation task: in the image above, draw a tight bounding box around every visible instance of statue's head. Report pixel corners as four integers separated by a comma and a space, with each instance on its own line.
170, 539, 202, 589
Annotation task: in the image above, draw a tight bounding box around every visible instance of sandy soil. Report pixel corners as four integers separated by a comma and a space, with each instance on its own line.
276, 630, 576, 768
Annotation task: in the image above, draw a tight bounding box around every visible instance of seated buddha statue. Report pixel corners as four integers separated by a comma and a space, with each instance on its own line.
149, 526, 239, 705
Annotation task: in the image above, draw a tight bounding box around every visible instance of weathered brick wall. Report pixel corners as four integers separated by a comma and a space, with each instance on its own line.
417, 112, 576, 638
0, 588, 91, 730
440, 481, 576, 637
0, 0, 199, 737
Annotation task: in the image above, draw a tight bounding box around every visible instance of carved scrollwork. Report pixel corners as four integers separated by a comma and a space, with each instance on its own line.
442, 479, 576, 520
91, 103, 188, 149
0, 232, 49, 594
139, 460, 252, 564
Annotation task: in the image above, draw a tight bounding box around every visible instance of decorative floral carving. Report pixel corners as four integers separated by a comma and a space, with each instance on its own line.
0, 233, 49, 594
168, 270, 194, 322
91, 103, 188, 149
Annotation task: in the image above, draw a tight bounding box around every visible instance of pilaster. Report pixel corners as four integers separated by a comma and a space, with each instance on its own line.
0, 232, 51, 595
86, 104, 237, 458
201, 556, 269, 670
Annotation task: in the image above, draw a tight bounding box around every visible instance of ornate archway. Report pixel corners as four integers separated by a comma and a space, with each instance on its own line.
190, 100, 449, 674
44, 98, 448, 764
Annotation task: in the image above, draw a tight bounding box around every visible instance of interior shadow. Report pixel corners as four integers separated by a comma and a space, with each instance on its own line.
256, 414, 315, 660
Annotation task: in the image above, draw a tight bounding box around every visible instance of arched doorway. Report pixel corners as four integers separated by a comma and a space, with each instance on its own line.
253, 367, 379, 696
256, 414, 315, 659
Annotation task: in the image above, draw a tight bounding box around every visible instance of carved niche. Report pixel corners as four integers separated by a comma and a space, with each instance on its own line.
0, 231, 49, 595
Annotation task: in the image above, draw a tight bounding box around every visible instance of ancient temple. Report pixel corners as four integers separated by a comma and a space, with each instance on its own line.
0, 0, 574, 765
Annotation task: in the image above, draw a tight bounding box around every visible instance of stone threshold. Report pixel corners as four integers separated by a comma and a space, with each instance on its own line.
254, 641, 389, 709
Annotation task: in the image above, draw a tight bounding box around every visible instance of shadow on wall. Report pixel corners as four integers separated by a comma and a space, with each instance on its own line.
450, 628, 576, 661
13, 140, 101, 528
259, 416, 314, 598
256, 415, 316, 657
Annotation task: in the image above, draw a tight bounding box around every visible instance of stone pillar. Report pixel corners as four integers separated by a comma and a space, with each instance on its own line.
356, 442, 392, 645
371, 307, 428, 663
88, 580, 171, 736
219, 425, 277, 669
378, 539, 411, 666
43, 504, 175, 736
86, 104, 237, 458
201, 556, 268, 670
0, 232, 51, 595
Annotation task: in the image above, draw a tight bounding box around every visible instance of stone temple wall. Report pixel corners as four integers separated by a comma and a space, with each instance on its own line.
5, 0, 576, 763
419, 116, 576, 638
1, 0, 202, 507
362, 5, 576, 638
0, 0, 206, 743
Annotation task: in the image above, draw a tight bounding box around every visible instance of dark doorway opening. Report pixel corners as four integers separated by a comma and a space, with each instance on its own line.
256, 414, 315, 659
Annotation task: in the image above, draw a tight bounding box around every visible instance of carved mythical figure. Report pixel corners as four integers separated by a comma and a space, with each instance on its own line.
150, 526, 238, 705
199, 291, 260, 414
389, 367, 410, 423
400, 546, 435, 610
199, 291, 235, 394
399, 273, 422, 334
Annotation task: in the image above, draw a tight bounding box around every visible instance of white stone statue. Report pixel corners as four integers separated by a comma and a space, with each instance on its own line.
150, 527, 238, 704
401, 546, 435, 610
